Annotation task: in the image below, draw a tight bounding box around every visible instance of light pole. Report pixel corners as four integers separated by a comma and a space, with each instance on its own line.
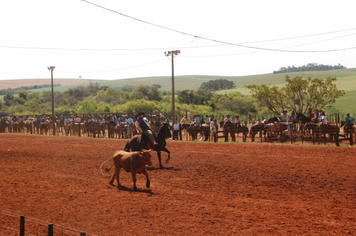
47, 66, 56, 136
164, 50, 180, 125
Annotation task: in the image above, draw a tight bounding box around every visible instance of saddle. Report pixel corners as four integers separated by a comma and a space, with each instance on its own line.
137, 133, 152, 150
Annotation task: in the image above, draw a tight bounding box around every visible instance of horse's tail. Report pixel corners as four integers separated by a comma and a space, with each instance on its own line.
124, 140, 130, 152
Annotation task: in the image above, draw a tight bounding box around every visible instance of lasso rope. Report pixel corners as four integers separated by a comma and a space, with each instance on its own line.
100, 158, 113, 176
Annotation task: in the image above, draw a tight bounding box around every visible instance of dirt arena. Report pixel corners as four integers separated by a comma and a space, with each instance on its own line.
1, 134, 356, 235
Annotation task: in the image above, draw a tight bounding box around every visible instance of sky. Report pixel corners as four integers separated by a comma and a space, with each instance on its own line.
1, 0, 356, 81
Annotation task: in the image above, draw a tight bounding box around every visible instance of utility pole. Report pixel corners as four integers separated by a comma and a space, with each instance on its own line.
47, 66, 56, 136
164, 50, 180, 125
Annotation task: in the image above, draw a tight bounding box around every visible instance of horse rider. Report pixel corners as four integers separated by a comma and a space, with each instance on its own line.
287, 111, 296, 131
75, 115, 81, 123
135, 112, 157, 147
180, 116, 187, 124
235, 115, 242, 127
210, 115, 217, 123
224, 114, 232, 123
317, 110, 328, 130
278, 110, 289, 123
307, 108, 314, 120
118, 115, 125, 123
165, 116, 170, 124
311, 109, 320, 123
188, 115, 199, 129
155, 114, 162, 124
64, 116, 71, 125
196, 115, 202, 124
344, 113, 355, 130
12, 115, 18, 123
205, 115, 211, 125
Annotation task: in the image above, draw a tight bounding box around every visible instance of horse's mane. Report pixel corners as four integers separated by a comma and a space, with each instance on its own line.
157, 123, 168, 133
296, 112, 307, 118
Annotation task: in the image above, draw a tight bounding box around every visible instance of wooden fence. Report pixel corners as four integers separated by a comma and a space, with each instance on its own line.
0, 209, 95, 236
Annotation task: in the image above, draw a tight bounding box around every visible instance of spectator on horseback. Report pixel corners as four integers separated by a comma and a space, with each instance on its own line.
12, 116, 18, 123
224, 114, 232, 123
75, 115, 81, 123
180, 116, 187, 124
165, 116, 170, 124
155, 114, 162, 124
100, 116, 105, 126
235, 115, 242, 127
190, 115, 201, 128
287, 111, 296, 131
197, 115, 202, 124
112, 115, 118, 124
210, 115, 217, 123
135, 112, 157, 147
345, 113, 355, 124
311, 108, 320, 123
118, 115, 125, 123
278, 110, 289, 122
205, 115, 211, 124
308, 108, 314, 119
344, 113, 355, 129
318, 110, 328, 128
64, 116, 71, 125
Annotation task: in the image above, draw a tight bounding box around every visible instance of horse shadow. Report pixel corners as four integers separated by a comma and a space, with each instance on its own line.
112, 184, 154, 195
146, 166, 181, 171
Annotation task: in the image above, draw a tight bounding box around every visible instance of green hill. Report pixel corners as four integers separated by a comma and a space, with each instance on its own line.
2, 68, 356, 113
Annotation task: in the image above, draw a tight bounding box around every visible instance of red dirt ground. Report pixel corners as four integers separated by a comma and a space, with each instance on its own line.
1, 134, 356, 235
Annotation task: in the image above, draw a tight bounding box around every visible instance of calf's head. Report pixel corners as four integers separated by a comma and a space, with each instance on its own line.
138, 149, 153, 166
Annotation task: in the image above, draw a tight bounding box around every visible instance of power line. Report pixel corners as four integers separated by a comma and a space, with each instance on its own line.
80, 0, 356, 53
183, 32, 356, 58
238, 28, 356, 45
0, 44, 225, 51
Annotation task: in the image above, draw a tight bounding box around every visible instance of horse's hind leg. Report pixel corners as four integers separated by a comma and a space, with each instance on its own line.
157, 151, 163, 168
160, 147, 171, 164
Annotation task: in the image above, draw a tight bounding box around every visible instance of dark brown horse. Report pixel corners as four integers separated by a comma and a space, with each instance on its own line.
303, 122, 340, 146
219, 121, 248, 142
124, 123, 171, 168
295, 113, 312, 124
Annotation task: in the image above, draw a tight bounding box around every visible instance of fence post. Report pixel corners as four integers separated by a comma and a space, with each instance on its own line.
108, 123, 110, 138
48, 224, 54, 236
20, 215, 25, 236
79, 122, 81, 137
179, 124, 182, 141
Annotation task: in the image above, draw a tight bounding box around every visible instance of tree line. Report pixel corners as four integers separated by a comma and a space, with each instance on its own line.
1, 77, 344, 120
0, 84, 61, 95
273, 63, 346, 74
0, 78, 263, 120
